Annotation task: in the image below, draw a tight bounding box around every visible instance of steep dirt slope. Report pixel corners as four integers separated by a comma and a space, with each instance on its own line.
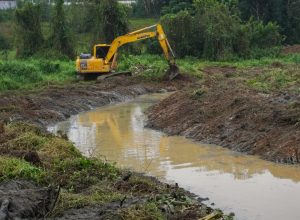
147, 76, 300, 164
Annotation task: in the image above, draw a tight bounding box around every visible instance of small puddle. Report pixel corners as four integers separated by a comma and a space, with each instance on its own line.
48, 93, 300, 220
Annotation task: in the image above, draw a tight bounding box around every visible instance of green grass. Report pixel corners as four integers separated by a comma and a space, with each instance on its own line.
118, 53, 300, 85
1, 52, 299, 92
0, 157, 46, 183
0, 58, 75, 92
246, 68, 300, 93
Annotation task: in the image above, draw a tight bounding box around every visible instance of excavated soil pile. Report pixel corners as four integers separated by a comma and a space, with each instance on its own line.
147, 78, 300, 164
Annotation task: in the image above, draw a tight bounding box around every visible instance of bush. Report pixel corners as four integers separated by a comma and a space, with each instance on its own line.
161, 11, 197, 58
247, 19, 284, 49
198, 1, 242, 60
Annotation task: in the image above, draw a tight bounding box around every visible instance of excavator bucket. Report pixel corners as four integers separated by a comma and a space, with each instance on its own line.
164, 63, 180, 81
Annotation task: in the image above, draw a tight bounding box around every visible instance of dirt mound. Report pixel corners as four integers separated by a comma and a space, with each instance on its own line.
147, 81, 300, 164
282, 45, 300, 55
0, 180, 57, 219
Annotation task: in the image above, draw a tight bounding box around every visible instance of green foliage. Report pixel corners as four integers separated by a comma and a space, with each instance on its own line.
15, 3, 44, 58
247, 68, 299, 92
161, 11, 197, 58
160, 0, 283, 60
0, 33, 11, 51
51, 157, 120, 191
0, 59, 74, 91
161, 0, 195, 15
92, 0, 129, 44
198, 0, 241, 60
0, 157, 45, 182
0, 9, 14, 22
118, 54, 168, 81
49, 0, 75, 58
247, 19, 283, 49
132, 0, 168, 17
238, 0, 300, 44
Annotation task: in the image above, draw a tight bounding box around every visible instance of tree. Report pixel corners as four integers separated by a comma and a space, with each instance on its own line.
238, 0, 300, 44
50, 0, 75, 58
161, 0, 195, 15
133, 0, 170, 17
15, 3, 44, 57
92, 0, 128, 44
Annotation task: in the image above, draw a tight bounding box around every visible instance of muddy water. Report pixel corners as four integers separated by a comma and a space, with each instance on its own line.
48, 93, 300, 220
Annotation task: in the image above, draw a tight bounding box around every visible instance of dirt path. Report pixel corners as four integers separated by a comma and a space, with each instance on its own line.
147, 72, 300, 164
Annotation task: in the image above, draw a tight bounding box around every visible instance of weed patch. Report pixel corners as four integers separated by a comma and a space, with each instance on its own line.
247, 68, 299, 92
0, 59, 74, 92
0, 156, 45, 182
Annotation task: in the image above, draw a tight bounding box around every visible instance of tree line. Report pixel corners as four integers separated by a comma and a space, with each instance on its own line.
0, 0, 299, 60
134, 0, 300, 45
0, 0, 128, 59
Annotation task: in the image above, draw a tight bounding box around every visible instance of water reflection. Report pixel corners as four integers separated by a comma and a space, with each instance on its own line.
49, 93, 300, 220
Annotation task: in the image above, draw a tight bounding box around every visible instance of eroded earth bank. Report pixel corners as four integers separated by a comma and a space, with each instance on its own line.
0, 76, 232, 219
147, 66, 300, 164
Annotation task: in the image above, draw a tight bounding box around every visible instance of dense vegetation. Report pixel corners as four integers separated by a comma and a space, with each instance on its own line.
1, 0, 300, 60
0, 0, 299, 91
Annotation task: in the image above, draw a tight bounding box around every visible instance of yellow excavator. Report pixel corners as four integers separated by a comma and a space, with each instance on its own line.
76, 24, 179, 81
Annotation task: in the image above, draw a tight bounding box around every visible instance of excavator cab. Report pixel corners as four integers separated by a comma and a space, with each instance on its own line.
76, 44, 118, 79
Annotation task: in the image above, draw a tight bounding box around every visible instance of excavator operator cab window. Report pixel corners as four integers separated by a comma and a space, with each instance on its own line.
95, 46, 110, 59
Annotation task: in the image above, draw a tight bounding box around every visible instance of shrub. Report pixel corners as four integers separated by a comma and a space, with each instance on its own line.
247, 19, 284, 49
161, 11, 196, 58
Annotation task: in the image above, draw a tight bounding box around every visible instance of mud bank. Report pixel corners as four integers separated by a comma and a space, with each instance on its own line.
0, 76, 189, 127
1, 76, 230, 219
147, 77, 300, 164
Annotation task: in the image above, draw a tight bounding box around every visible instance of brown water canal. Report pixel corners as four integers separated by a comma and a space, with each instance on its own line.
48, 93, 300, 220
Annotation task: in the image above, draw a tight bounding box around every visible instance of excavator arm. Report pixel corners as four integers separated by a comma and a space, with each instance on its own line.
76, 24, 179, 81
105, 24, 178, 80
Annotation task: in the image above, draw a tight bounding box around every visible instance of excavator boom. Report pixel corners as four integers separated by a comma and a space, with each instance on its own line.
76, 24, 179, 80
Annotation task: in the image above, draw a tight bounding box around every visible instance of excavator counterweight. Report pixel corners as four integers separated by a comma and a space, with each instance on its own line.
76, 24, 179, 81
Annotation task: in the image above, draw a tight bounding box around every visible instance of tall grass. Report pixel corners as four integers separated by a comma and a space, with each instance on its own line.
0, 59, 75, 91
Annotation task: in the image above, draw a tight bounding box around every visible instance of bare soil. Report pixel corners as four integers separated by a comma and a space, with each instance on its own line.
0, 76, 190, 126
147, 73, 300, 164
282, 44, 300, 55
